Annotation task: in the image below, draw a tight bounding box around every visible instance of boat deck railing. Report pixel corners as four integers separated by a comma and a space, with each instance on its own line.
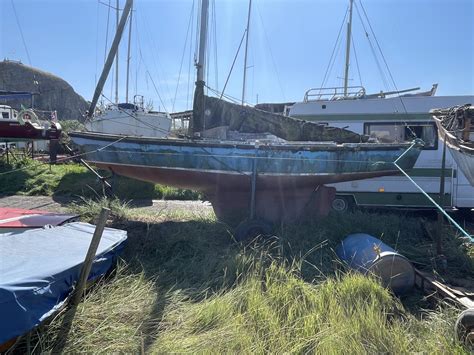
303, 86, 366, 102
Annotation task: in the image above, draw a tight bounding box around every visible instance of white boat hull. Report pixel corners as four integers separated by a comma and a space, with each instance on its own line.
86, 108, 172, 137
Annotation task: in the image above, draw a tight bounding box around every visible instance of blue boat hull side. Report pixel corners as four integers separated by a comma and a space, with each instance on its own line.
69, 133, 420, 192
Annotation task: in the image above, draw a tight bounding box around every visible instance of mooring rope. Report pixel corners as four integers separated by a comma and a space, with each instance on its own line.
394, 142, 473, 242
0, 136, 128, 176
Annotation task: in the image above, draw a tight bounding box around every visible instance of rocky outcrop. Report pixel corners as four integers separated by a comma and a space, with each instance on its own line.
0, 60, 88, 121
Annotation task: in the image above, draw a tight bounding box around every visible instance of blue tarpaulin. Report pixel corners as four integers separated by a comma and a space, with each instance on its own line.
0, 91, 34, 100
0, 222, 127, 344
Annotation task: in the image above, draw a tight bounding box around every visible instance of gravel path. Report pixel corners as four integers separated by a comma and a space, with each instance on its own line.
0, 195, 213, 215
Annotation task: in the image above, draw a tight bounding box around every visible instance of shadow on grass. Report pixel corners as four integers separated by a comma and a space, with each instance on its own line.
107, 209, 474, 348
114, 218, 238, 350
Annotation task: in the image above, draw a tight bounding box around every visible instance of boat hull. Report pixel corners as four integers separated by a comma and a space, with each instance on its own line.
85, 107, 171, 138
70, 132, 421, 222
0, 121, 61, 140
434, 118, 474, 186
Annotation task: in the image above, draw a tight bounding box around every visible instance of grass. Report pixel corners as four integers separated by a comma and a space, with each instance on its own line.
23, 200, 473, 354
0, 156, 201, 200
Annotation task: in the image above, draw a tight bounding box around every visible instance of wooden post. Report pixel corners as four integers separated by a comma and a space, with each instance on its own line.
72, 207, 110, 306
53, 208, 110, 352
437, 139, 447, 256
462, 110, 471, 141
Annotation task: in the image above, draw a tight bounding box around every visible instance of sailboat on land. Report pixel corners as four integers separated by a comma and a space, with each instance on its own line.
70, 0, 422, 225
432, 105, 474, 186
0, 104, 61, 141
283, 0, 472, 123
84, 1, 171, 138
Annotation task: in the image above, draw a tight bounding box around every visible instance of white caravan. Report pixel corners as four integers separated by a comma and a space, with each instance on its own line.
287, 88, 474, 212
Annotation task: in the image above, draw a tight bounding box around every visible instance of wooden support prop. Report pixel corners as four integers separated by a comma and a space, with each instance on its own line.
72, 207, 110, 306
436, 138, 448, 256
53, 208, 110, 352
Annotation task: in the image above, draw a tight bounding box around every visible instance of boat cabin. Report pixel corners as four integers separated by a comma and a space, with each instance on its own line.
0, 105, 18, 121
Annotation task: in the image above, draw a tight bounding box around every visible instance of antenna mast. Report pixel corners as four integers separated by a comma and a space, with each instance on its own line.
343, 0, 353, 97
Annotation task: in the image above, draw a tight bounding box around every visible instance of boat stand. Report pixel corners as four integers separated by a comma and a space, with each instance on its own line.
209, 154, 336, 241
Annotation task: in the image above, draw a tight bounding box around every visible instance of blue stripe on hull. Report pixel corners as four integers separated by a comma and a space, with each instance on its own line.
71, 136, 418, 176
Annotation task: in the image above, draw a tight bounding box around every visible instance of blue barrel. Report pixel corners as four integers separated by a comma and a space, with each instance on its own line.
336, 233, 415, 295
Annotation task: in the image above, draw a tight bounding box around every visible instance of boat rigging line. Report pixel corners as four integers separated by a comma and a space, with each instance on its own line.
97, 93, 171, 134
138, 9, 173, 109
241, 0, 252, 105
10, 0, 32, 66
145, 70, 168, 113
211, 0, 219, 92
94, 0, 101, 88
351, 31, 363, 88
255, 3, 286, 101
186, 0, 197, 110
319, 5, 348, 92
172, 1, 196, 112
0, 136, 129, 177
355, 0, 414, 124
353, 1, 389, 91
394, 146, 474, 242
219, 30, 247, 101
125, 2, 133, 103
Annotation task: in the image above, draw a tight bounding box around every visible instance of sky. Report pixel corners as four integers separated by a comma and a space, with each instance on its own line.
1, 0, 473, 114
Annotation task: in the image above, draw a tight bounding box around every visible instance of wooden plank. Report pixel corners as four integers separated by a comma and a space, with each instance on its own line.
415, 268, 474, 309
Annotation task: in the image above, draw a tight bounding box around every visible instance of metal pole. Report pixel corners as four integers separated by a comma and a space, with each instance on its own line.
241, 0, 252, 105
343, 0, 353, 97
115, 0, 120, 104
87, 0, 133, 118
190, 0, 209, 135
196, 0, 209, 83
250, 148, 258, 220
125, 4, 133, 103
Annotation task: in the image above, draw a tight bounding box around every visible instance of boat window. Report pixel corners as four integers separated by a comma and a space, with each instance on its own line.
405, 124, 437, 149
365, 124, 404, 143
365, 122, 437, 149
2, 112, 9, 119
